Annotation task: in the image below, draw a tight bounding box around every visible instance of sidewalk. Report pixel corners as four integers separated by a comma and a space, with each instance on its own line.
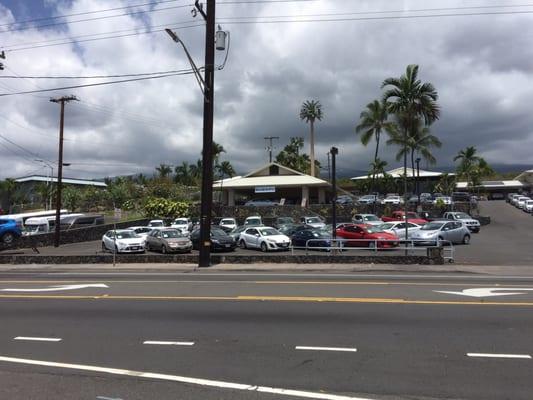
0, 262, 532, 276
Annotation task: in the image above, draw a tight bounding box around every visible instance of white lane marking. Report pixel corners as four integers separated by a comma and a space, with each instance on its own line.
296, 346, 357, 353
467, 353, 532, 359
1, 284, 108, 292
0, 355, 374, 400
14, 337, 62, 342
143, 341, 194, 346
436, 288, 533, 298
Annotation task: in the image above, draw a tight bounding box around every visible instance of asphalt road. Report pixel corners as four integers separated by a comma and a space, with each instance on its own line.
5, 200, 532, 265
1, 272, 533, 400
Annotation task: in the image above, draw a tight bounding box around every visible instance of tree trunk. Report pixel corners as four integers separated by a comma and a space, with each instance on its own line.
310, 120, 315, 177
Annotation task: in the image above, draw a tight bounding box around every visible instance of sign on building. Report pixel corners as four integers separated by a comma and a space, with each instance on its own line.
255, 186, 276, 193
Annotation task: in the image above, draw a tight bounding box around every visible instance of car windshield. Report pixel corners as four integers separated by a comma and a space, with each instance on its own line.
212, 229, 228, 238
278, 218, 294, 224
312, 231, 330, 238
174, 219, 187, 224
246, 218, 261, 224
364, 215, 380, 221
116, 231, 137, 239
306, 217, 321, 223
365, 227, 385, 234
421, 222, 444, 231
161, 230, 182, 238
25, 224, 46, 233
260, 228, 280, 236
150, 221, 163, 227
221, 219, 234, 224
379, 223, 395, 230
455, 213, 470, 219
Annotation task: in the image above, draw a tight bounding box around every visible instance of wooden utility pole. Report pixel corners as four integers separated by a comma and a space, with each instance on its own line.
198, 0, 216, 268
50, 95, 78, 247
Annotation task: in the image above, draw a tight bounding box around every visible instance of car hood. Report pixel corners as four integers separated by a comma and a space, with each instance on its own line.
115, 238, 143, 245
412, 230, 438, 238
164, 238, 191, 244
264, 234, 290, 242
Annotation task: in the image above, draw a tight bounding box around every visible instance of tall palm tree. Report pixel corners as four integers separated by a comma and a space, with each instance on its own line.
212, 142, 226, 165
454, 146, 481, 188
215, 160, 236, 204
300, 99, 324, 177
155, 164, 172, 179
356, 99, 395, 192
174, 162, 194, 186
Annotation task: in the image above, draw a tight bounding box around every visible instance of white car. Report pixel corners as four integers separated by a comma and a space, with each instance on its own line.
352, 214, 383, 226
171, 217, 192, 234
378, 221, 421, 239
433, 196, 453, 205
300, 216, 326, 229
148, 219, 165, 228
442, 212, 481, 233
102, 229, 145, 253
244, 215, 263, 226
525, 200, 533, 213
128, 226, 153, 243
238, 226, 291, 252
517, 197, 530, 209
382, 195, 403, 205
219, 218, 237, 232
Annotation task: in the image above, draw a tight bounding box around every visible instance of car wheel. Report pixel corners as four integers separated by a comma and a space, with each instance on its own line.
260, 242, 268, 252
145, 243, 151, 251
239, 240, 247, 249
1, 232, 15, 244
462, 234, 470, 245
161, 246, 167, 254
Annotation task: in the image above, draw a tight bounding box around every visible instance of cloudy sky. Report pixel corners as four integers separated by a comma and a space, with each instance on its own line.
0, 0, 532, 180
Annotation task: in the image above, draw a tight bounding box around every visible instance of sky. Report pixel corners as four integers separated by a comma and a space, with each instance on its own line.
0, 0, 532, 180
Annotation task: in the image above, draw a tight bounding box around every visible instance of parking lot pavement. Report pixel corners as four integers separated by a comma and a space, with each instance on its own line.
454, 200, 533, 266
3, 201, 531, 266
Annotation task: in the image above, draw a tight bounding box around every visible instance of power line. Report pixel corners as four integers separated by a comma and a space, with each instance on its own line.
0, 70, 197, 97
0, 3, 193, 34
0, 67, 195, 79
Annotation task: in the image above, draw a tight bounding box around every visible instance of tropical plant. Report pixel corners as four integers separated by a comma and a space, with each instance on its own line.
62, 186, 82, 212
454, 146, 483, 188
275, 137, 320, 174
143, 197, 189, 219
299, 99, 324, 177
434, 173, 456, 195
356, 99, 396, 189
382, 64, 440, 199
174, 161, 196, 186
155, 164, 173, 179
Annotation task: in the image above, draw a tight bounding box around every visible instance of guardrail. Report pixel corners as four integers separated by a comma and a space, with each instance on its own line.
291, 238, 454, 263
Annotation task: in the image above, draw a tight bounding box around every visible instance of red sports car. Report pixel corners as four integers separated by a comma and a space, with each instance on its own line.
336, 224, 399, 248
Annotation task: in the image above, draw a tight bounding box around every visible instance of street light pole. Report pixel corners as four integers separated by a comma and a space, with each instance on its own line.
330, 147, 338, 242
416, 157, 421, 208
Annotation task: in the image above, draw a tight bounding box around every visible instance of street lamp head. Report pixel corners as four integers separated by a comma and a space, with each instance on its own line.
165, 28, 179, 43
416, 157, 421, 163
330, 147, 339, 156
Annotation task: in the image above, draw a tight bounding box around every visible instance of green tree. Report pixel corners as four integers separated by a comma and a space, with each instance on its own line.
434, 173, 456, 195
382, 64, 440, 197
299, 99, 324, 177
356, 99, 395, 189
62, 186, 82, 212
174, 161, 196, 186
453, 146, 482, 188
155, 164, 172, 179
275, 137, 320, 174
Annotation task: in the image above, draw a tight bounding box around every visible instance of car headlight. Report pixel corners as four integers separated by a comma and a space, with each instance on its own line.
211, 239, 219, 243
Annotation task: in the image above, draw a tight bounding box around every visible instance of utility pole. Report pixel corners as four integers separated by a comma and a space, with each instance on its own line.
50, 95, 78, 247
264, 136, 279, 163
330, 147, 338, 242
416, 157, 421, 208
0, 51, 5, 70
198, 0, 216, 268
326, 151, 331, 181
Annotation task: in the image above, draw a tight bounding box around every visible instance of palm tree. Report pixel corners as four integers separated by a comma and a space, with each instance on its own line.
300, 99, 324, 177
215, 160, 236, 203
356, 99, 395, 192
174, 161, 194, 186
155, 164, 172, 179
382, 64, 440, 195
212, 142, 226, 165
454, 146, 481, 188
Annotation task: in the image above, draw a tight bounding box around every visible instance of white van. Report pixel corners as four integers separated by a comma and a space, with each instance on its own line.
23, 213, 83, 235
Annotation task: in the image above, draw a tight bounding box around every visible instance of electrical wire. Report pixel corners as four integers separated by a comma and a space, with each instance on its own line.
0, 3, 193, 34
0, 67, 195, 79
0, 70, 197, 97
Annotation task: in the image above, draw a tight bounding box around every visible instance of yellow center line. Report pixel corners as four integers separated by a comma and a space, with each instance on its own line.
1, 294, 533, 306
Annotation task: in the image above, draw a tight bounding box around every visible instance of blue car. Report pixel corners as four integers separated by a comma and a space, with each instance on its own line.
0, 218, 22, 244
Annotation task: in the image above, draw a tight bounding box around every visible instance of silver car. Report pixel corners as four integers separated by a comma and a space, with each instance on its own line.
145, 228, 193, 254
411, 220, 471, 245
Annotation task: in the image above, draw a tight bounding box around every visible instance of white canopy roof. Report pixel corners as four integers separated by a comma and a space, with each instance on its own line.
15, 175, 107, 187
456, 180, 523, 189
351, 167, 452, 180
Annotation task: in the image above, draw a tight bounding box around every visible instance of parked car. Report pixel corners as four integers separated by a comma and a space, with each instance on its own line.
128, 226, 153, 243
433, 196, 453, 205
0, 218, 22, 244
244, 199, 278, 207
101, 229, 145, 253
525, 200, 533, 213
170, 218, 192, 234
148, 219, 165, 228
291, 229, 332, 250
244, 215, 263, 226
381, 211, 428, 225
352, 214, 383, 226
145, 228, 192, 253
219, 218, 237, 232
273, 217, 295, 228
336, 195, 354, 205
300, 216, 326, 229
228, 225, 247, 241
442, 212, 481, 233
277, 223, 314, 237
190, 227, 236, 252
511, 194, 522, 206
517, 196, 531, 210
382, 195, 403, 205
507, 193, 518, 203
411, 220, 471, 245
336, 224, 399, 248
61, 214, 104, 230
452, 192, 471, 202
357, 194, 379, 205
238, 226, 291, 252
378, 221, 421, 239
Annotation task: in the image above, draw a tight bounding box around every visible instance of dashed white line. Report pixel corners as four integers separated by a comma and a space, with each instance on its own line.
143, 341, 194, 346
13, 337, 62, 342
295, 346, 357, 353
0, 355, 374, 400
467, 353, 532, 359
